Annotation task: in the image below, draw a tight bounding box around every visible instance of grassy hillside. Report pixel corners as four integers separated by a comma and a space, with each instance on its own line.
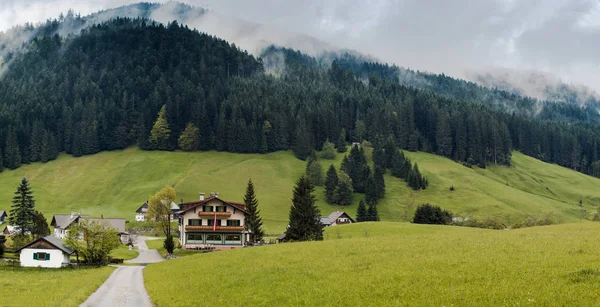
0, 148, 598, 234
144, 222, 600, 306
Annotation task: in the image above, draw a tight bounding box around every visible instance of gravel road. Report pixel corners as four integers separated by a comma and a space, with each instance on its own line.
80, 236, 165, 307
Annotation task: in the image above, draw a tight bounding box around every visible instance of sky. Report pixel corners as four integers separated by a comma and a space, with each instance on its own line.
1, 0, 599, 93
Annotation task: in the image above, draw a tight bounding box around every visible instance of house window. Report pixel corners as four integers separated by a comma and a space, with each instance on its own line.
33, 252, 50, 261
187, 233, 203, 243
188, 219, 202, 226
225, 234, 241, 243
226, 220, 241, 226
206, 234, 222, 243
203, 206, 213, 212
216, 206, 227, 212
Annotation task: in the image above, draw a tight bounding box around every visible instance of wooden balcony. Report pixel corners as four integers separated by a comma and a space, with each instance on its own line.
197, 211, 231, 217
185, 225, 244, 232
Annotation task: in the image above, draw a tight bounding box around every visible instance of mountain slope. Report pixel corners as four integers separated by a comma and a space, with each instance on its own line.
0, 148, 598, 233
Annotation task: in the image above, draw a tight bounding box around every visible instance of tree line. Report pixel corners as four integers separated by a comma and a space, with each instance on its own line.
0, 18, 599, 180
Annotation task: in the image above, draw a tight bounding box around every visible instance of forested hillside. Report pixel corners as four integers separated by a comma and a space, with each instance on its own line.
0, 16, 599, 179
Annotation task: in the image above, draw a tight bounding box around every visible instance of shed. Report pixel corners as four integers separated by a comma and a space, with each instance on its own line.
16, 235, 76, 268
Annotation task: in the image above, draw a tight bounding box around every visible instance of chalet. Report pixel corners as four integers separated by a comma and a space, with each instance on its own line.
135, 202, 148, 222
51, 213, 129, 244
177, 192, 249, 249
0, 210, 6, 224
136, 201, 180, 222
51, 212, 82, 239
321, 211, 355, 227
16, 235, 76, 268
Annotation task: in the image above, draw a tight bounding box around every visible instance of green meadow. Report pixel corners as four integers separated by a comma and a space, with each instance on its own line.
144, 222, 600, 306
0, 266, 114, 306
0, 148, 598, 234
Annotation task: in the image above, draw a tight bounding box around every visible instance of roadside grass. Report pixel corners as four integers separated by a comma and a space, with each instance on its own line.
145, 238, 196, 258
0, 265, 114, 306
0, 148, 599, 235
144, 222, 600, 306
109, 245, 139, 261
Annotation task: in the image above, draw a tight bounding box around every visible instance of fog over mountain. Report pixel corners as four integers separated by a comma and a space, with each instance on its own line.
1, 0, 600, 101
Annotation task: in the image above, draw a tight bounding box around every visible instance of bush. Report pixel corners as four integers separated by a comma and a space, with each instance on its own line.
413, 203, 452, 225
449, 186, 455, 191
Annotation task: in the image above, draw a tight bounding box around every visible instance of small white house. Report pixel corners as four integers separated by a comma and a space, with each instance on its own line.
135, 202, 148, 222
16, 235, 75, 268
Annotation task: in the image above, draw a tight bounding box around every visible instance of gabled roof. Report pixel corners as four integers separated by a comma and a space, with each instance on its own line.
50, 214, 82, 229
86, 218, 127, 233
0, 210, 6, 218
329, 211, 355, 223
177, 196, 248, 215
135, 202, 148, 213
16, 235, 75, 255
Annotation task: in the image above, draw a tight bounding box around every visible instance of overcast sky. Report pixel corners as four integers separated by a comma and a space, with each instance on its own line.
1, 0, 599, 92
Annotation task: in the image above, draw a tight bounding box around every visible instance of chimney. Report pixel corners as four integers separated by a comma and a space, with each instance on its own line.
70, 212, 74, 219
199, 193, 205, 201
210, 192, 215, 197
215, 192, 219, 198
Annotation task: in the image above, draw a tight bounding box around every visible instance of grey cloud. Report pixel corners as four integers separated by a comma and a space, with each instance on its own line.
1, 0, 600, 97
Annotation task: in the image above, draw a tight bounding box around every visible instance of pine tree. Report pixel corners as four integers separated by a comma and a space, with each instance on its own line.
336, 128, 347, 153
293, 124, 312, 160
373, 166, 386, 199
383, 135, 397, 168
367, 203, 379, 221
365, 175, 378, 206
390, 149, 404, 178
335, 171, 353, 206
244, 179, 264, 243
149, 104, 171, 150
286, 175, 323, 241
178, 123, 200, 151
324, 164, 338, 204
9, 177, 36, 238
356, 199, 367, 222
373, 143, 386, 170
340, 155, 350, 174
4, 128, 21, 170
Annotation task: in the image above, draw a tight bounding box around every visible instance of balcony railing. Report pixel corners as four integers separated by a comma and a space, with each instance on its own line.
197, 211, 231, 217
185, 225, 244, 231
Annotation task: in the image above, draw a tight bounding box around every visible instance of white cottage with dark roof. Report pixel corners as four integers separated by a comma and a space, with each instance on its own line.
17, 235, 76, 268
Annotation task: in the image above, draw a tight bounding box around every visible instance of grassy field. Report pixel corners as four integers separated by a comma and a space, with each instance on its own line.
0, 266, 114, 306
109, 245, 139, 260
144, 222, 600, 306
0, 148, 598, 235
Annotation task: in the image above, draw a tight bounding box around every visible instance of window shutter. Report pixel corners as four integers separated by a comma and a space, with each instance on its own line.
33, 253, 38, 260
46, 253, 50, 260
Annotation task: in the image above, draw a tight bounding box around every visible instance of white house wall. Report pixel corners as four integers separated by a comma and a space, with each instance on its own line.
20, 249, 68, 268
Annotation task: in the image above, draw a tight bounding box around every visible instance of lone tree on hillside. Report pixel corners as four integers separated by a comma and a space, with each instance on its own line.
65, 219, 120, 264
286, 175, 323, 241
9, 177, 35, 239
244, 179, 264, 243
149, 104, 171, 150
148, 186, 177, 254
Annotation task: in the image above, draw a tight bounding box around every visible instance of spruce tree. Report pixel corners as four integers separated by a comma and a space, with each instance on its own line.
149, 104, 171, 150
367, 203, 379, 221
336, 128, 347, 153
383, 135, 397, 168
244, 179, 264, 243
178, 123, 200, 151
293, 124, 312, 160
4, 128, 21, 170
340, 155, 350, 174
9, 177, 36, 238
324, 164, 338, 204
374, 166, 386, 199
365, 175, 378, 205
356, 199, 367, 222
286, 175, 323, 241
335, 171, 353, 206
